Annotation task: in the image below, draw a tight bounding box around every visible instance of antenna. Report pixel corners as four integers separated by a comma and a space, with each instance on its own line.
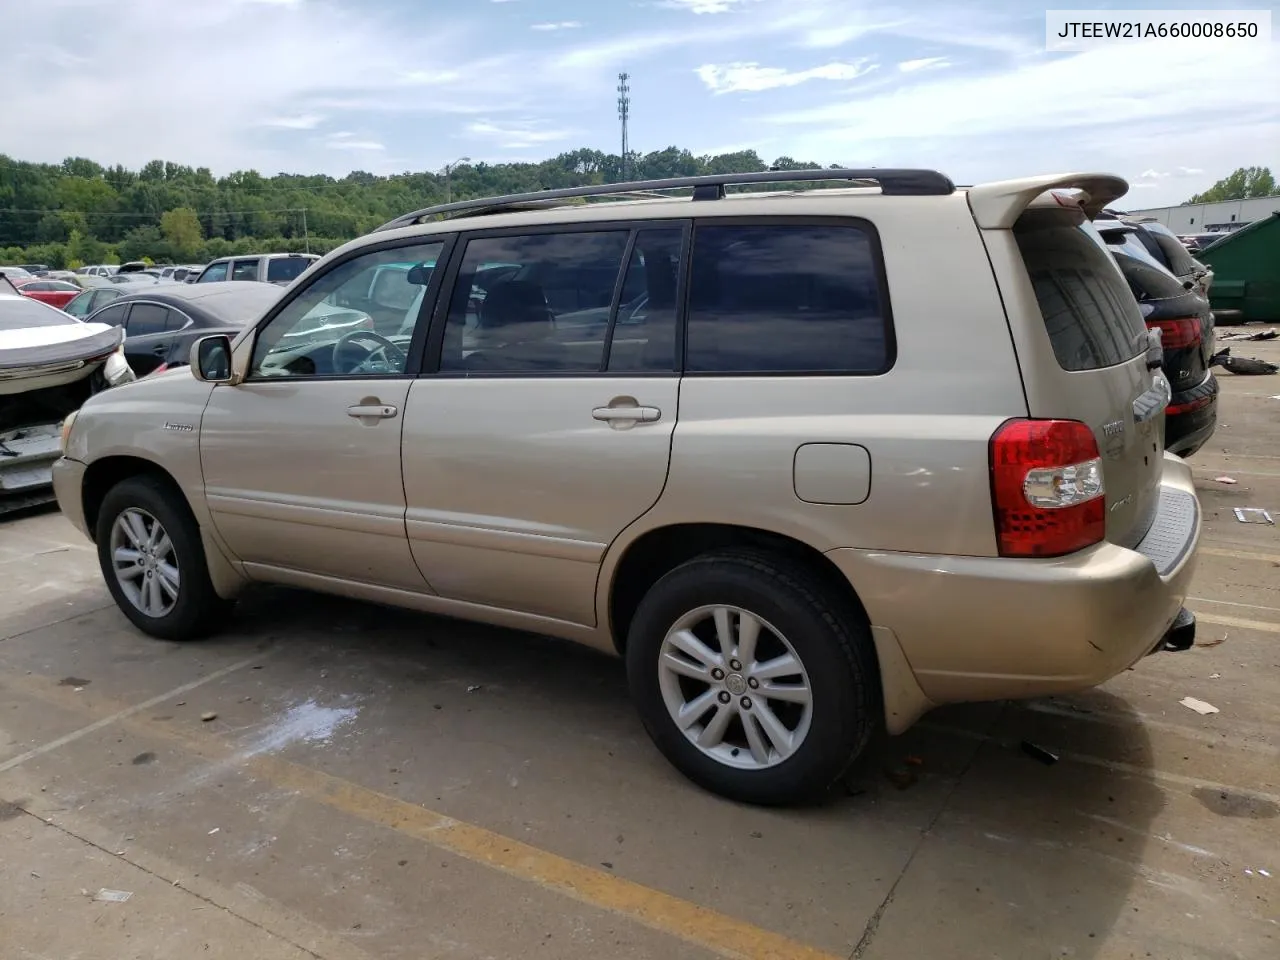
617, 72, 630, 181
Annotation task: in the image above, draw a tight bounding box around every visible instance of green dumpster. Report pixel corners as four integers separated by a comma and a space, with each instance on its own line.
1199, 211, 1280, 323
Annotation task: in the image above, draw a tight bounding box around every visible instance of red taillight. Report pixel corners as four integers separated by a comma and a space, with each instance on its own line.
1146, 317, 1201, 350
148, 363, 169, 377
1166, 395, 1212, 416
989, 419, 1106, 558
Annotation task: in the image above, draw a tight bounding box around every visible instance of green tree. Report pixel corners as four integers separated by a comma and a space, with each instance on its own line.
159, 206, 203, 258
1187, 166, 1277, 204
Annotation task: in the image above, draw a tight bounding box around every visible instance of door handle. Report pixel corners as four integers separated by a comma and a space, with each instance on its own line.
592, 405, 661, 423
152, 344, 167, 356
347, 403, 399, 420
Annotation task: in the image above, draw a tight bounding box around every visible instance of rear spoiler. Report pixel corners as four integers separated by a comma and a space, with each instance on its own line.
967, 173, 1129, 229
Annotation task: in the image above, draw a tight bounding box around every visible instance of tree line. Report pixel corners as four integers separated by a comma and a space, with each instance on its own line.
1, 151, 1271, 270
0, 148, 829, 269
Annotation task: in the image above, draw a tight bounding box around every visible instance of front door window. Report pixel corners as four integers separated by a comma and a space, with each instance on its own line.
248, 241, 446, 379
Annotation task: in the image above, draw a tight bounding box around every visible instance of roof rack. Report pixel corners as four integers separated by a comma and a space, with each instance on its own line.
374, 167, 954, 232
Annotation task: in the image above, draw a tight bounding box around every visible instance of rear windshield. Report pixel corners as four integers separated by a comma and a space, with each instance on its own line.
1114, 252, 1192, 303
1014, 210, 1147, 372
0, 297, 77, 330
266, 257, 313, 283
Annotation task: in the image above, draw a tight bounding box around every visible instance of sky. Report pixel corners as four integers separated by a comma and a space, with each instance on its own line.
1, 0, 1277, 208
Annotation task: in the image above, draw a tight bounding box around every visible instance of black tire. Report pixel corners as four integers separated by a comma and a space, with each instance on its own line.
95, 475, 232, 641
626, 549, 879, 806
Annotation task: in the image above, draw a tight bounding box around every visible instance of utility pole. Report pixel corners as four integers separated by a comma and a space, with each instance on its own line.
301, 207, 309, 253
617, 72, 630, 181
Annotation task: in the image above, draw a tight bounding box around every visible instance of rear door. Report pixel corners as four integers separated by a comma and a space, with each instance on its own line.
984, 202, 1164, 548
400, 223, 685, 626
121, 302, 186, 375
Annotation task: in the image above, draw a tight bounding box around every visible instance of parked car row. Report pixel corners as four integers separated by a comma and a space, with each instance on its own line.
1093, 211, 1218, 456
50, 169, 1206, 807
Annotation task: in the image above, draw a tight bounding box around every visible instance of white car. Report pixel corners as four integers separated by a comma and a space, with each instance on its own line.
0, 294, 134, 503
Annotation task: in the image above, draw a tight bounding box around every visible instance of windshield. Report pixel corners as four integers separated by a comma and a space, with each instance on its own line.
0, 297, 78, 330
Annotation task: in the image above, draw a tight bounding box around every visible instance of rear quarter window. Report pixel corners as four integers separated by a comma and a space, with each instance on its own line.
685, 222, 892, 374
1014, 211, 1147, 372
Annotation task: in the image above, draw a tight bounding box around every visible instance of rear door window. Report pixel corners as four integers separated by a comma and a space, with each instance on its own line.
438, 230, 630, 374
1013, 211, 1147, 372
231, 259, 261, 281
685, 222, 892, 374
200, 262, 229, 282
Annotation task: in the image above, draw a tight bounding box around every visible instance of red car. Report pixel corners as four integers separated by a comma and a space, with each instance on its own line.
17, 278, 82, 309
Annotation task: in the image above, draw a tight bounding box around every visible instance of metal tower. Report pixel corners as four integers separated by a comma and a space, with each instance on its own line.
617, 72, 630, 180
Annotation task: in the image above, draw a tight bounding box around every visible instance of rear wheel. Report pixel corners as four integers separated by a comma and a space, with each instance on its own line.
95, 476, 231, 641
626, 550, 878, 805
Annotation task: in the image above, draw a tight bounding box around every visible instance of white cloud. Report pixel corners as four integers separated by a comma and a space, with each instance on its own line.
325, 133, 384, 151
1178, 166, 1204, 175
1140, 169, 1170, 179
660, 0, 759, 12
531, 21, 583, 31
898, 56, 948, 72
465, 119, 574, 150
261, 114, 324, 130
697, 59, 877, 94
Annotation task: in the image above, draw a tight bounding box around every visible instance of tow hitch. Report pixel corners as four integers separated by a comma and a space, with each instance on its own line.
1161, 607, 1196, 652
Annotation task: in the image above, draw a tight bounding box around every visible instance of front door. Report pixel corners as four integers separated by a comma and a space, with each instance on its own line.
402, 224, 686, 626
199, 238, 450, 590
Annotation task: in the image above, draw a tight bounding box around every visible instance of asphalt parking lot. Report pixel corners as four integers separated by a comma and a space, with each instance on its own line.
1, 335, 1277, 960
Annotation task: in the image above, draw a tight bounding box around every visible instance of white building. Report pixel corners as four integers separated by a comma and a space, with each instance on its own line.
1125, 194, 1280, 235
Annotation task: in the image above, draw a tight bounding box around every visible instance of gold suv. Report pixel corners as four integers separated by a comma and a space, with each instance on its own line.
53, 169, 1201, 805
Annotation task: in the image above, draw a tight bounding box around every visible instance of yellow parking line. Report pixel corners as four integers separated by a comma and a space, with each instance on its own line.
0, 670, 840, 960
1198, 545, 1280, 565
1193, 612, 1280, 635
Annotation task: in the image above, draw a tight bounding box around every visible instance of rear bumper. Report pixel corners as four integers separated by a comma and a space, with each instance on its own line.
1165, 374, 1218, 457
0, 423, 61, 494
826, 453, 1200, 705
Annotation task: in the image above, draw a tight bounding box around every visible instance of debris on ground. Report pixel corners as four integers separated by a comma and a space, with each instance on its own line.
208, 827, 220, 835
93, 889, 132, 903
466, 685, 482, 693
1020, 741, 1059, 765
1210, 347, 1280, 375
1210, 673, 1222, 679
1179, 697, 1220, 716
1200, 633, 1229, 648
200, 711, 217, 721
1212, 476, 1238, 484
1233, 507, 1274, 524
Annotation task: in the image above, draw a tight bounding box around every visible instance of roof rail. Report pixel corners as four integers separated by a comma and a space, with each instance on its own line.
374, 167, 954, 232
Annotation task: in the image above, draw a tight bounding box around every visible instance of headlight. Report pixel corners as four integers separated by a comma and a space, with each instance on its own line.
59, 410, 79, 455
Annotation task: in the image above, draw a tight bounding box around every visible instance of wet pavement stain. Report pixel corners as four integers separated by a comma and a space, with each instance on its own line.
1192, 786, 1279, 819
57, 677, 90, 687
0, 799, 29, 822
131, 752, 157, 765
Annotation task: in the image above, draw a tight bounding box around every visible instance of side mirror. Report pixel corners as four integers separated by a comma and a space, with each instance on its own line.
190, 334, 233, 383
406, 264, 432, 285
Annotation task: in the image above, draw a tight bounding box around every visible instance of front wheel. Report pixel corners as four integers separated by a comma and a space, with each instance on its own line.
95, 475, 232, 641
625, 550, 879, 805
